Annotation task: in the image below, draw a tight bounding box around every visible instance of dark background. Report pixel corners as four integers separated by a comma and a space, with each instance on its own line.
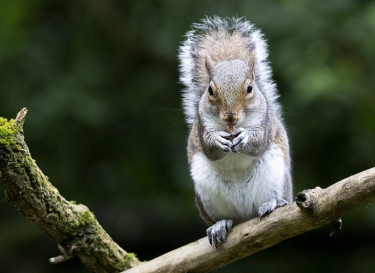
1, 1, 375, 272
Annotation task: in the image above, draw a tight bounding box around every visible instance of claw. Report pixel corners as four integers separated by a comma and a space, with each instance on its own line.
206, 219, 233, 248
258, 199, 288, 219
214, 131, 233, 152
231, 128, 249, 152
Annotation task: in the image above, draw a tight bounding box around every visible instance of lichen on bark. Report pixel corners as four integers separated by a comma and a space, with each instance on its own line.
0, 110, 140, 273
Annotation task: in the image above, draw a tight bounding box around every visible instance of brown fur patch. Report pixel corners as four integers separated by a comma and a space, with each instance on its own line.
272, 118, 290, 162
187, 121, 203, 164
195, 192, 215, 226
195, 31, 250, 92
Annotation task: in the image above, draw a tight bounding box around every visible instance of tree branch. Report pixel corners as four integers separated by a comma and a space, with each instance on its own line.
0, 108, 140, 273
1, 109, 374, 273
123, 168, 375, 273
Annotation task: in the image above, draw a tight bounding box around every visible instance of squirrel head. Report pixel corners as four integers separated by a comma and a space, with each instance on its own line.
204, 51, 256, 133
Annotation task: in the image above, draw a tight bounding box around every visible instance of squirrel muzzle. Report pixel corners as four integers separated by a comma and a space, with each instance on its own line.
227, 125, 236, 134
223, 112, 238, 134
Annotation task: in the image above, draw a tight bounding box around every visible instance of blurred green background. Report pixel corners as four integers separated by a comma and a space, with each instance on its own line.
1, 0, 375, 272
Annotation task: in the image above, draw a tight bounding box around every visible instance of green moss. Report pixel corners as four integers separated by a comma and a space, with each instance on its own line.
116, 252, 139, 270
81, 210, 96, 225
124, 252, 138, 264
0, 118, 17, 147
74, 209, 96, 228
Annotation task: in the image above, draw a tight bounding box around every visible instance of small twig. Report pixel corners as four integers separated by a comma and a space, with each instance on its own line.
49, 244, 75, 264
49, 254, 74, 264
14, 107, 28, 127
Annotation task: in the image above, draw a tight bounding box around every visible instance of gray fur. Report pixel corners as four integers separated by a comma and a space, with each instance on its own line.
179, 16, 293, 248
178, 16, 281, 126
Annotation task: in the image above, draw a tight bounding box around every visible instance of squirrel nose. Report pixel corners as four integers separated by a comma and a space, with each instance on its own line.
224, 112, 236, 124
226, 113, 234, 123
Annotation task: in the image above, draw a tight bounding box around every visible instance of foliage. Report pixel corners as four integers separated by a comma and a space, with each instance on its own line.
0, 1, 374, 272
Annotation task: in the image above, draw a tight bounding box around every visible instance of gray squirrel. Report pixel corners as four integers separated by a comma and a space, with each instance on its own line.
178, 16, 293, 248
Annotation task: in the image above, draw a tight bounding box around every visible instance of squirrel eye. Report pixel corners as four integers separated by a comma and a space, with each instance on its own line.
208, 85, 214, 96
247, 83, 253, 94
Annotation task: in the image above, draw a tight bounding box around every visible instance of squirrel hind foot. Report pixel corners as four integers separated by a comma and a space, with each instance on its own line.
258, 198, 288, 219
206, 219, 233, 248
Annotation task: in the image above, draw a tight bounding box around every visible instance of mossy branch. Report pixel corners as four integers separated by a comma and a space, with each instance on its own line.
0, 108, 140, 273
1, 109, 375, 273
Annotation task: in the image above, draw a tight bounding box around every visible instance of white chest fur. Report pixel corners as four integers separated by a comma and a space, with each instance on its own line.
191, 143, 286, 223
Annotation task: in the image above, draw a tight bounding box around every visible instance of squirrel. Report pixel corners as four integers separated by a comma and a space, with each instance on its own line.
178, 16, 293, 248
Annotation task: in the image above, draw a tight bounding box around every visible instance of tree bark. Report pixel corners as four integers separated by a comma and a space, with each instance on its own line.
0, 108, 140, 273
1, 109, 374, 273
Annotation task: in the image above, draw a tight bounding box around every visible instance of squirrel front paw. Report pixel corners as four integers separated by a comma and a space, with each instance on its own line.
231, 128, 249, 152
206, 219, 233, 248
212, 131, 233, 152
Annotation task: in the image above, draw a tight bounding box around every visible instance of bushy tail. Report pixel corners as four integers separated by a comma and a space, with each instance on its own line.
178, 16, 281, 126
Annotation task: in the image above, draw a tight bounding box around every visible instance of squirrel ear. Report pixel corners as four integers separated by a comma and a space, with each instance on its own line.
205, 54, 214, 77
249, 50, 255, 76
